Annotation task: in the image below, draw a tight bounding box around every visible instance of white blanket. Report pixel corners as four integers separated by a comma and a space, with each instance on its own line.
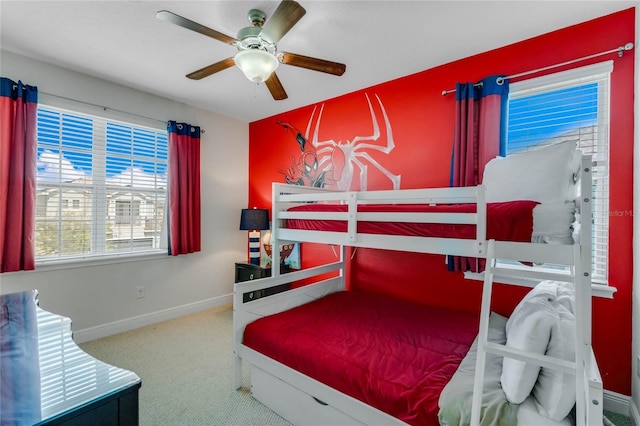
438, 312, 573, 426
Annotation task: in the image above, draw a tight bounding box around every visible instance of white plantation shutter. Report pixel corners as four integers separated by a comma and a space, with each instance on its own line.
506, 61, 612, 283
35, 102, 168, 263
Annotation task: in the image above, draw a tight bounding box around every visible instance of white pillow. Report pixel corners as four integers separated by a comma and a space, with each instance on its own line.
518, 395, 573, 426
528, 280, 575, 315
531, 202, 577, 244
533, 303, 577, 421
501, 295, 556, 404
501, 281, 577, 412
483, 140, 581, 204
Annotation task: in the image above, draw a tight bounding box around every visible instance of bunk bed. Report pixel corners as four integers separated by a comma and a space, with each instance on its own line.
232, 141, 602, 426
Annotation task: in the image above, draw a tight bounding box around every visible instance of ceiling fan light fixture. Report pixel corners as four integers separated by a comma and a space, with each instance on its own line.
158, 2, 345, 100
234, 49, 279, 83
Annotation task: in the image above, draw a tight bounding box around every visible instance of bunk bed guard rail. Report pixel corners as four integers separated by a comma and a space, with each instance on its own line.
272, 183, 488, 260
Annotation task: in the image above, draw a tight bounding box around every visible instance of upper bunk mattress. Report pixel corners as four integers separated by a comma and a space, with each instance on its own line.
243, 291, 480, 425
284, 201, 539, 242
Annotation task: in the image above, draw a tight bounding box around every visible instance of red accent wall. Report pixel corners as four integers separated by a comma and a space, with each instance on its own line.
249, 8, 635, 395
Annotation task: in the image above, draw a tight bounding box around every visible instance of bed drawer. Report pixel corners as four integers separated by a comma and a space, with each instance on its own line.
251, 366, 365, 425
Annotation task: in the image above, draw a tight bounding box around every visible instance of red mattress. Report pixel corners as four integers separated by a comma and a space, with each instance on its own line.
243, 291, 480, 425
285, 200, 538, 241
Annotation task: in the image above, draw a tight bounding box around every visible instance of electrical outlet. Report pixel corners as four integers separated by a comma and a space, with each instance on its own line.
136, 286, 145, 299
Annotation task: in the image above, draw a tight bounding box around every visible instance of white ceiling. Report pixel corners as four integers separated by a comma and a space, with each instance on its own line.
1, 1, 636, 123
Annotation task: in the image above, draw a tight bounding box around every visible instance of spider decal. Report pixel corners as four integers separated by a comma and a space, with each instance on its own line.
277, 93, 400, 191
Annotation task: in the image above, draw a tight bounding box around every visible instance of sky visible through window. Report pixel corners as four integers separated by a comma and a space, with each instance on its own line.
36, 108, 168, 184
506, 83, 598, 152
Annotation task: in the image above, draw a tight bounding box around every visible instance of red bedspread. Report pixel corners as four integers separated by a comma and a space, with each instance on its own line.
285, 200, 538, 241
243, 291, 480, 425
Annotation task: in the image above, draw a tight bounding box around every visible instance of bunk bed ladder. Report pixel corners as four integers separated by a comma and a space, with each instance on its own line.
471, 156, 598, 425
470, 240, 496, 426
470, 241, 599, 425
470, 240, 579, 425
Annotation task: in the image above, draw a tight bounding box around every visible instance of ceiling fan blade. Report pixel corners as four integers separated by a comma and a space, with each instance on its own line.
156, 10, 237, 45
260, 1, 306, 44
265, 73, 288, 100
280, 52, 346, 76
186, 58, 236, 80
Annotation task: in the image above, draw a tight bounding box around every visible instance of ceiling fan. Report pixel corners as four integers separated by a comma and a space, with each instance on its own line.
156, 0, 346, 101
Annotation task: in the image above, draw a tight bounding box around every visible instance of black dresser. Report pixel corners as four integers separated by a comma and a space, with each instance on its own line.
235, 262, 291, 302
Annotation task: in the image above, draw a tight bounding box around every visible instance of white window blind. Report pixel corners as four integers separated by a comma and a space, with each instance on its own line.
35, 102, 168, 263
506, 61, 612, 283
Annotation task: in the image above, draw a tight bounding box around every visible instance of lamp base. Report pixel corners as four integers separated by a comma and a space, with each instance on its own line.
248, 230, 261, 265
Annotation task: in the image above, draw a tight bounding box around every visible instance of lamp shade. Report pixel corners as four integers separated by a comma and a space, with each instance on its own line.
239, 208, 270, 231
234, 49, 279, 83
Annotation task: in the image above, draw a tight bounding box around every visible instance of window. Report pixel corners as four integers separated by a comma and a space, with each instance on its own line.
115, 200, 140, 224
506, 61, 612, 283
35, 102, 168, 263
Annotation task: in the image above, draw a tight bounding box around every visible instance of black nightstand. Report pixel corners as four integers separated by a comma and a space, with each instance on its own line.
235, 262, 291, 303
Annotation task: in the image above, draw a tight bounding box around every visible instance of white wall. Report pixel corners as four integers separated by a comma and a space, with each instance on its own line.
0, 50, 248, 342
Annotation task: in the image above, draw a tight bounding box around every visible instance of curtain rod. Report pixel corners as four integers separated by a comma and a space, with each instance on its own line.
441, 42, 634, 96
38, 90, 206, 133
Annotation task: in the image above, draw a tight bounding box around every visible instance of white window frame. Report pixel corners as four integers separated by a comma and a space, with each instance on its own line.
34, 95, 168, 268
466, 61, 615, 298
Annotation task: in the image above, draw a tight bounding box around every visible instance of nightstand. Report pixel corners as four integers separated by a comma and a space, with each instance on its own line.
235, 262, 291, 302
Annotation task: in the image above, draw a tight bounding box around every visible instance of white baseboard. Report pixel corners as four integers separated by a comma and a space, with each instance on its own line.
73, 294, 233, 343
604, 389, 631, 416
631, 397, 640, 426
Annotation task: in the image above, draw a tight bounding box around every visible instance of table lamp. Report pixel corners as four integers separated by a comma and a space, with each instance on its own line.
239, 208, 270, 265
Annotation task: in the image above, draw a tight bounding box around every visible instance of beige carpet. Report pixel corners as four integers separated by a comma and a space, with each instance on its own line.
80, 307, 292, 426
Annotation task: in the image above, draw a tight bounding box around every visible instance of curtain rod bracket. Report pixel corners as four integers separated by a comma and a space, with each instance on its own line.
619, 42, 634, 57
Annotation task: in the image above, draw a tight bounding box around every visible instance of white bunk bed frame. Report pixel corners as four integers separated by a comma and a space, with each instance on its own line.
232, 155, 602, 426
